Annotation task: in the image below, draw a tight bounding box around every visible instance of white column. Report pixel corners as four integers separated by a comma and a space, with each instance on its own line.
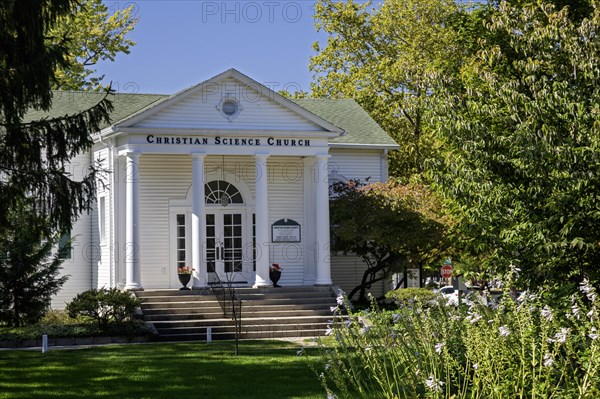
125, 152, 142, 290
191, 153, 206, 288
315, 154, 332, 285
253, 153, 270, 287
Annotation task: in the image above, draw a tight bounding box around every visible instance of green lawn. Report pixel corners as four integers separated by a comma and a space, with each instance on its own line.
0, 341, 325, 399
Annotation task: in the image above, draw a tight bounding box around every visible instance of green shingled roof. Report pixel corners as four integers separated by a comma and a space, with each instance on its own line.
292, 98, 399, 147
24, 91, 167, 130
24, 92, 398, 148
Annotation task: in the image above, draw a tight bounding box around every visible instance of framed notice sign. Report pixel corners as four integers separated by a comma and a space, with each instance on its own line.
272, 219, 301, 242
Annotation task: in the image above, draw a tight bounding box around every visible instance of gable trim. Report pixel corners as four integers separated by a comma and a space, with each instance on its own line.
108, 69, 345, 136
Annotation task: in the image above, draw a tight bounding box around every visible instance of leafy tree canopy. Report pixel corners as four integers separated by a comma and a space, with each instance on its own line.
310, 0, 467, 180
50, 0, 138, 91
331, 180, 453, 301
429, 1, 600, 288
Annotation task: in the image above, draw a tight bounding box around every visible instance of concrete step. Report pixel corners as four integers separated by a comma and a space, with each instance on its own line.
135, 290, 214, 298
140, 301, 222, 310
138, 295, 219, 303
138, 285, 339, 341
145, 308, 331, 321
152, 315, 331, 329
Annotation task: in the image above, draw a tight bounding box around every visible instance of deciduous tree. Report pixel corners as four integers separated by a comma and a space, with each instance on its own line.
50, 0, 138, 91
330, 180, 452, 301
310, 0, 466, 179
429, 1, 600, 287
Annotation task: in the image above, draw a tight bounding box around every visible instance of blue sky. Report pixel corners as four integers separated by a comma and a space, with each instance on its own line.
96, 1, 328, 95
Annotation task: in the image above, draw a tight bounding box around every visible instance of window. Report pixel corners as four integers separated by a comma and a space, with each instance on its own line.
59, 231, 72, 260
222, 99, 238, 116
217, 96, 242, 120
205, 180, 243, 206
99, 196, 106, 244
176, 214, 186, 270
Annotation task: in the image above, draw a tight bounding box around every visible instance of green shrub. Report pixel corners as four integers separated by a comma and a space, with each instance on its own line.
66, 288, 141, 328
0, 319, 152, 341
384, 287, 440, 307
40, 309, 82, 325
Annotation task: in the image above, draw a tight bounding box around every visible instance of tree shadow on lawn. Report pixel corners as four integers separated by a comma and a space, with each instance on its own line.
0, 341, 324, 399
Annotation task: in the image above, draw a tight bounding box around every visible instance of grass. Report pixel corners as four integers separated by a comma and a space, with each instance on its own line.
0, 340, 325, 399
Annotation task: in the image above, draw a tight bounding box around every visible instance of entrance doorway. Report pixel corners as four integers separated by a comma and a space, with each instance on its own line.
204, 180, 249, 284
206, 211, 244, 282
169, 178, 253, 288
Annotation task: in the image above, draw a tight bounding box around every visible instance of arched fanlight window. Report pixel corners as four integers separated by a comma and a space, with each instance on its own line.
205, 180, 244, 207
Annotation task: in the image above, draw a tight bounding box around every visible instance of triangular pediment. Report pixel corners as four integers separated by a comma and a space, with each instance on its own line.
111, 69, 343, 137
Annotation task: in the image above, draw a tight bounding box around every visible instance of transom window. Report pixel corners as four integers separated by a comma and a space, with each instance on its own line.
205, 180, 244, 206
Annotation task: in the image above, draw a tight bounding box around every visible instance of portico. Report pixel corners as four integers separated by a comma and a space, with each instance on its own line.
103, 69, 342, 290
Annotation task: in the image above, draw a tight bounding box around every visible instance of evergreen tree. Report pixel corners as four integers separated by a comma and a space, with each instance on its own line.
0, 0, 115, 324
0, 201, 69, 327
0, 0, 112, 234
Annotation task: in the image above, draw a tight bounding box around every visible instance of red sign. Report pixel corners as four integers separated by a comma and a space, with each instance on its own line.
441, 265, 453, 279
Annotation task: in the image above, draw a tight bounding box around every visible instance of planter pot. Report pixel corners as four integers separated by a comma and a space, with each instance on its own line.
178, 273, 192, 290
269, 270, 282, 287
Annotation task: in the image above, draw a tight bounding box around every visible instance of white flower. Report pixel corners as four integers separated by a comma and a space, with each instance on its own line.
296, 348, 305, 356
499, 325, 511, 337
548, 328, 569, 344
473, 363, 479, 370
392, 313, 401, 323
587, 309, 594, 319
541, 305, 553, 321
571, 305, 581, 319
435, 342, 444, 354
325, 362, 331, 370
517, 291, 527, 303
589, 327, 598, 340
325, 326, 333, 336
468, 313, 483, 324
330, 306, 339, 313
543, 353, 554, 367
425, 375, 445, 392
579, 276, 598, 301
327, 393, 337, 399
336, 294, 344, 306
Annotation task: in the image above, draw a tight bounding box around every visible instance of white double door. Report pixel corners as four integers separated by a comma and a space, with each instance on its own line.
205, 209, 252, 282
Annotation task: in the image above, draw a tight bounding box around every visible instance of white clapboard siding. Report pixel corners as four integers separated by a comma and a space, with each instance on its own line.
331, 254, 385, 298
204, 155, 257, 199
134, 78, 323, 132
94, 147, 111, 289
139, 154, 193, 289
328, 148, 387, 294
51, 151, 95, 309
267, 157, 305, 285
329, 149, 384, 183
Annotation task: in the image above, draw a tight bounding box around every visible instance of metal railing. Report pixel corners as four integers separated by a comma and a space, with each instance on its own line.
208, 270, 242, 354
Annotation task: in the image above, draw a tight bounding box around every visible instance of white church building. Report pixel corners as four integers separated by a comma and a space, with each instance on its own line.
49, 69, 399, 307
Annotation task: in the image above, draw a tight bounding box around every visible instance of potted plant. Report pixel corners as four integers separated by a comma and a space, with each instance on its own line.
269, 263, 282, 287
177, 266, 194, 290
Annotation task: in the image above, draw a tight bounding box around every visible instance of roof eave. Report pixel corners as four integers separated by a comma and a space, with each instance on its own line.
329, 142, 400, 150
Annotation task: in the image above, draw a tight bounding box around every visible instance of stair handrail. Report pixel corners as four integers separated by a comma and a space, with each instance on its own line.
208, 270, 242, 354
